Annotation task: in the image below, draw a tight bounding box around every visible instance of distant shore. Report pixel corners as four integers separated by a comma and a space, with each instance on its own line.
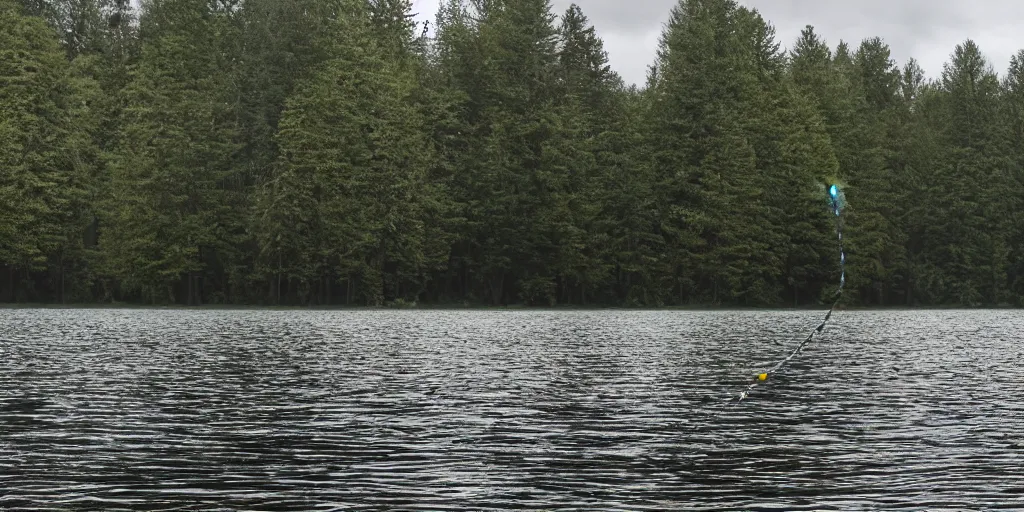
1, 303, 1018, 311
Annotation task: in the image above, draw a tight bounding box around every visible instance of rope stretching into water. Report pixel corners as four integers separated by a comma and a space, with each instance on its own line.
734, 185, 846, 402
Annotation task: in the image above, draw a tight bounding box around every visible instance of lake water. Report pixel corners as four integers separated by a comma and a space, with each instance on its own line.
1, 309, 1022, 510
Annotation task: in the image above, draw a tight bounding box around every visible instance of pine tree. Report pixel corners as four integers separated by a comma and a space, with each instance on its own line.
1002, 50, 1024, 302
772, 86, 842, 305
260, 0, 447, 306
234, 0, 356, 192
4, 0, 1024, 307
789, 26, 856, 142
103, 0, 242, 304
589, 86, 662, 305
551, 3, 621, 303
837, 37, 906, 305
0, 0, 97, 301
927, 40, 1011, 305
432, 0, 570, 305
647, 0, 790, 305
886, 57, 936, 305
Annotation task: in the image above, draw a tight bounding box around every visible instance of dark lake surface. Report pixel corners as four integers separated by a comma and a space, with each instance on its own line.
1, 308, 1023, 510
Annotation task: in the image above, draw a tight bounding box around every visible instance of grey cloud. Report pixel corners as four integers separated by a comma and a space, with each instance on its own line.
739, 0, 1024, 81
549, 0, 673, 31
547, 0, 673, 86
414, 0, 1024, 86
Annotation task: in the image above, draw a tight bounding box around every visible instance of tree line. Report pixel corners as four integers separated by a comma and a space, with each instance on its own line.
1, 0, 1022, 307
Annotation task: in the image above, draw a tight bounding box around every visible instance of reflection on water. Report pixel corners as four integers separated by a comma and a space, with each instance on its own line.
1, 309, 1023, 510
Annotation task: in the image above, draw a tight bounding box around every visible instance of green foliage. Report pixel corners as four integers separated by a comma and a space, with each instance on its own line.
0, 0, 95, 301
102, 0, 243, 304
256, 0, 450, 306
2, 0, 1023, 307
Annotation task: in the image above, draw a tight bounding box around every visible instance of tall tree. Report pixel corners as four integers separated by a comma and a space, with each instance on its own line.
648, 0, 795, 305
4, 0, 1024, 308
103, 0, 242, 304
0, 0, 96, 301
431, 0, 572, 305
550, 3, 622, 303
257, 0, 448, 306
924, 40, 1012, 305
838, 37, 906, 305
1002, 50, 1024, 302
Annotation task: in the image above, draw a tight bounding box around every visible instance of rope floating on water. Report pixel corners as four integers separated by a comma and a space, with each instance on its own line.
735, 184, 846, 402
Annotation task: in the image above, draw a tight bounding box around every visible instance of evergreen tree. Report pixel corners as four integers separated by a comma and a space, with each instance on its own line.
888, 57, 939, 306
592, 86, 662, 305
1002, 50, 1024, 302
926, 40, 1011, 305
103, 0, 242, 304
0, 0, 96, 301
258, 0, 447, 306
552, 3, 621, 304
840, 37, 906, 305
2, 0, 1024, 308
432, 0, 571, 305
648, 0, 791, 305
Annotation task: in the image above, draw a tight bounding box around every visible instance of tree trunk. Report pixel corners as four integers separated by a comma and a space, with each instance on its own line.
907, 266, 914, 306
60, 254, 66, 304
490, 273, 504, 306
276, 252, 282, 305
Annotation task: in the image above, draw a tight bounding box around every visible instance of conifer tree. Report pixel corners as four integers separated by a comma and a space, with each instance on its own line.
0, 0, 96, 301
3, 0, 1024, 308
648, 0, 790, 305
928, 40, 1011, 305
552, 3, 621, 303
1002, 50, 1024, 301
432, 0, 570, 305
103, 0, 242, 304
839, 37, 906, 305
261, 0, 446, 305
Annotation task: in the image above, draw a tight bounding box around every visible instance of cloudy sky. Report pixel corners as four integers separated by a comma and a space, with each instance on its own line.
410, 0, 1024, 86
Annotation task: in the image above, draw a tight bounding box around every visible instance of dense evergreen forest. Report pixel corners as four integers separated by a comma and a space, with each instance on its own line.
2, 0, 1023, 307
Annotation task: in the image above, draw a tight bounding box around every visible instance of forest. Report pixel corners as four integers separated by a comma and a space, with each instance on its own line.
1, 0, 1023, 307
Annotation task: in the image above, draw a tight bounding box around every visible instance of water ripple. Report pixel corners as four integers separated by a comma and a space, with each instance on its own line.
1, 309, 1023, 509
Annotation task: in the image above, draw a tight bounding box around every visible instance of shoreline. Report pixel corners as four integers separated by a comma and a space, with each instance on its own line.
0, 303, 1018, 311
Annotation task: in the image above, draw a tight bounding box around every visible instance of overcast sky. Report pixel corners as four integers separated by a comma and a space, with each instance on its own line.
410, 0, 1024, 86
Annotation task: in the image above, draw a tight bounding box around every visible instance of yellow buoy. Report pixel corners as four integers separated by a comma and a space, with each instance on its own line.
758, 373, 768, 381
